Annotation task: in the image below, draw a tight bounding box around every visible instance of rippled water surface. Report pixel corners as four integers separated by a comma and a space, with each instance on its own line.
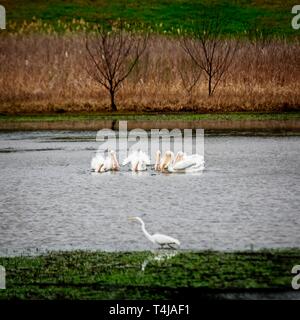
0, 131, 299, 256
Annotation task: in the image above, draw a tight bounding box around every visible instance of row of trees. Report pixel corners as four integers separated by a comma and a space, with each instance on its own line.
86, 20, 238, 111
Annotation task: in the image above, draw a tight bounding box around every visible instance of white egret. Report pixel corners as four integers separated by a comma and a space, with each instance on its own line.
128, 216, 180, 249
91, 150, 120, 172
122, 150, 150, 171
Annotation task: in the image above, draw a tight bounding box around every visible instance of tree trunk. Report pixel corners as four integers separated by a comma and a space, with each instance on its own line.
110, 90, 117, 112
208, 74, 212, 96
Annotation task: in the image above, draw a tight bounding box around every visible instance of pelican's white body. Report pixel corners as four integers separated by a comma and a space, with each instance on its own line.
156, 150, 204, 173
123, 150, 150, 171
168, 153, 204, 173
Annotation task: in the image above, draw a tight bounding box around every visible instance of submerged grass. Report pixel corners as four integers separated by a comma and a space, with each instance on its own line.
0, 249, 299, 299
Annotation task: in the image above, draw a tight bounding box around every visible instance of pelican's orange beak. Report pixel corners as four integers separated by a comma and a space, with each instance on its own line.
154, 151, 161, 171
161, 153, 172, 171
111, 151, 120, 171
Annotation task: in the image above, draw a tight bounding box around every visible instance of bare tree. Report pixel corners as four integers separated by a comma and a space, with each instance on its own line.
86, 23, 148, 111
180, 17, 238, 96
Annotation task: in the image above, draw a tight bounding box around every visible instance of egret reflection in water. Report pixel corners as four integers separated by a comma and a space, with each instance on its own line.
141, 250, 179, 271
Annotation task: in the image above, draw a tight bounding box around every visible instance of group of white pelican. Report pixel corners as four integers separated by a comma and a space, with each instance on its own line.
91, 149, 204, 173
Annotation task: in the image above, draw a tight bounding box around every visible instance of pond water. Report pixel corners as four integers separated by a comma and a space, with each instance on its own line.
0, 131, 299, 256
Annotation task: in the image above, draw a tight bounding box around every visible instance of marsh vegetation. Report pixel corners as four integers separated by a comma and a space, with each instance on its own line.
1, 33, 299, 114
0, 249, 299, 299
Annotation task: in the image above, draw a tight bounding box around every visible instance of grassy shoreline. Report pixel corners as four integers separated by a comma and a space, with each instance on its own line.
0, 249, 299, 299
1, 113, 299, 132
1, 112, 300, 122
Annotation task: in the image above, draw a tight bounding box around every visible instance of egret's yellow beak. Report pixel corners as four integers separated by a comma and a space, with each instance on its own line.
127, 216, 135, 221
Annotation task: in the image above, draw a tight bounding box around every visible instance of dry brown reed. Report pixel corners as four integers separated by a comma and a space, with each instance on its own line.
0, 34, 300, 114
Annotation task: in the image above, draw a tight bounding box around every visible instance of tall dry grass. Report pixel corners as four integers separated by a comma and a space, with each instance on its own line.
0, 34, 300, 114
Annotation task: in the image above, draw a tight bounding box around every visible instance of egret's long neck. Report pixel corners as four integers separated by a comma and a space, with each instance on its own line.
140, 221, 154, 243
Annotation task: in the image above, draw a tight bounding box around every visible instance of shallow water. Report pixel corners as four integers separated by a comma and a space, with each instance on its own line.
0, 131, 299, 256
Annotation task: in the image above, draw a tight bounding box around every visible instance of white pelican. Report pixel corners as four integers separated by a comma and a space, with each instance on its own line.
128, 216, 180, 249
91, 150, 120, 172
122, 150, 150, 171
168, 151, 204, 173
155, 150, 204, 173
154, 150, 172, 172
159, 150, 174, 172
